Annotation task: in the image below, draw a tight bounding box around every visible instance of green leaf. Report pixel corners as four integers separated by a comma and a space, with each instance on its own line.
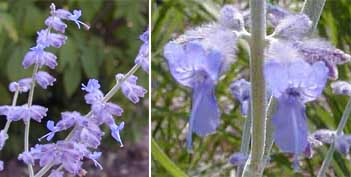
0, 12, 18, 42
6, 46, 31, 81
63, 61, 82, 98
0, 82, 11, 104
78, 1, 103, 22
58, 39, 78, 72
152, 138, 189, 177
80, 45, 99, 78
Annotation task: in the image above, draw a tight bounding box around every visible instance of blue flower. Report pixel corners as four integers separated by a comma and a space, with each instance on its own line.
9, 78, 32, 93
35, 71, 56, 89
116, 74, 147, 104
22, 46, 57, 69
109, 121, 125, 147
164, 42, 223, 150
36, 29, 67, 48
135, 29, 149, 73
230, 79, 251, 116
264, 41, 329, 170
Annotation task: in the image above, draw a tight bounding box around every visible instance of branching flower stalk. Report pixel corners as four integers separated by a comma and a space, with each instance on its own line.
34, 64, 142, 177
0, 3, 149, 177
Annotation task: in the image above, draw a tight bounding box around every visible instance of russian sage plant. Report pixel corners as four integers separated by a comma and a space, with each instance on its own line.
163, 1, 351, 176
0, 3, 148, 177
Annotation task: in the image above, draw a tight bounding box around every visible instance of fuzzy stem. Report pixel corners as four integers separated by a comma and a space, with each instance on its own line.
301, 0, 326, 35
241, 0, 267, 176
3, 90, 20, 134
25, 64, 39, 177
317, 98, 351, 177
236, 104, 252, 177
34, 64, 142, 177
262, 96, 276, 166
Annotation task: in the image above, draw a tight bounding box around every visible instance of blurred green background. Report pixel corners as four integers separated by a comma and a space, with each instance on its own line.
0, 0, 148, 176
151, 0, 351, 176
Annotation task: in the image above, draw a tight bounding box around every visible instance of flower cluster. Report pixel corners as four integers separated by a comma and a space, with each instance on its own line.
0, 3, 148, 177
0, 3, 90, 169
163, 2, 351, 172
163, 5, 239, 150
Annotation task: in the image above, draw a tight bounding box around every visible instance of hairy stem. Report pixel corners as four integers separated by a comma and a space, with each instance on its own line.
317, 98, 351, 177
262, 96, 276, 167
236, 104, 252, 177
241, 0, 267, 176
34, 64, 141, 177
25, 64, 39, 177
3, 90, 19, 133
301, 0, 326, 35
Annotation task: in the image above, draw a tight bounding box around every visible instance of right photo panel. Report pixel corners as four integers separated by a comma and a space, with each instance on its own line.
151, 0, 351, 177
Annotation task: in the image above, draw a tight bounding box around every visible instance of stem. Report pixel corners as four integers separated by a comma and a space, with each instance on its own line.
3, 90, 20, 133
301, 0, 327, 35
317, 98, 351, 177
25, 64, 39, 177
242, 0, 267, 176
262, 96, 276, 167
34, 64, 142, 177
236, 104, 252, 177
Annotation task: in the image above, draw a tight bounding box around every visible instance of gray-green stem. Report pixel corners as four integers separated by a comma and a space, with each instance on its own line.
241, 0, 267, 176
34, 64, 141, 177
3, 90, 19, 134
262, 96, 276, 167
25, 64, 39, 177
301, 0, 327, 35
236, 105, 252, 177
317, 98, 351, 177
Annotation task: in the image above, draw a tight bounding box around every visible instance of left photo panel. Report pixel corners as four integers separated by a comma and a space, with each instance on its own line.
0, 1, 149, 177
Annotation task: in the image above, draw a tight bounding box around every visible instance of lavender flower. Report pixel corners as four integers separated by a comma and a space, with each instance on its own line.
18, 151, 35, 165
312, 129, 335, 144
135, 29, 149, 73
164, 42, 224, 150
294, 39, 351, 80
22, 46, 57, 69
267, 4, 290, 26
271, 12, 350, 80
0, 161, 3, 171
91, 102, 123, 126
75, 120, 104, 148
88, 151, 103, 169
331, 81, 351, 96
219, 5, 244, 30
229, 152, 248, 166
35, 71, 56, 89
6, 105, 48, 122
9, 78, 32, 93
48, 170, 64, 177
67, 10, 90, 30
230, 79, 251, 116
45, 16, 67, 33
28, 141, 90, 175
82, 79, 104, 104
46, 3, 90, 32
273, 14, 312, 40
109, 121, 125, 147
264, 41, 329, 170
36, 29, 67, 48
116, 74, 147, 104
335, 135, 351, 154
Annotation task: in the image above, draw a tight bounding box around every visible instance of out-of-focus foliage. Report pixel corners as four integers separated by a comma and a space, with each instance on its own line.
151, 0, 351, 176
0, 0, 148, 161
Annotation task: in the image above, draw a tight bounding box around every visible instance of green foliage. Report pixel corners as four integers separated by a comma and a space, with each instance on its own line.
0, 0, 148, 160
151, 0, 351, 176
